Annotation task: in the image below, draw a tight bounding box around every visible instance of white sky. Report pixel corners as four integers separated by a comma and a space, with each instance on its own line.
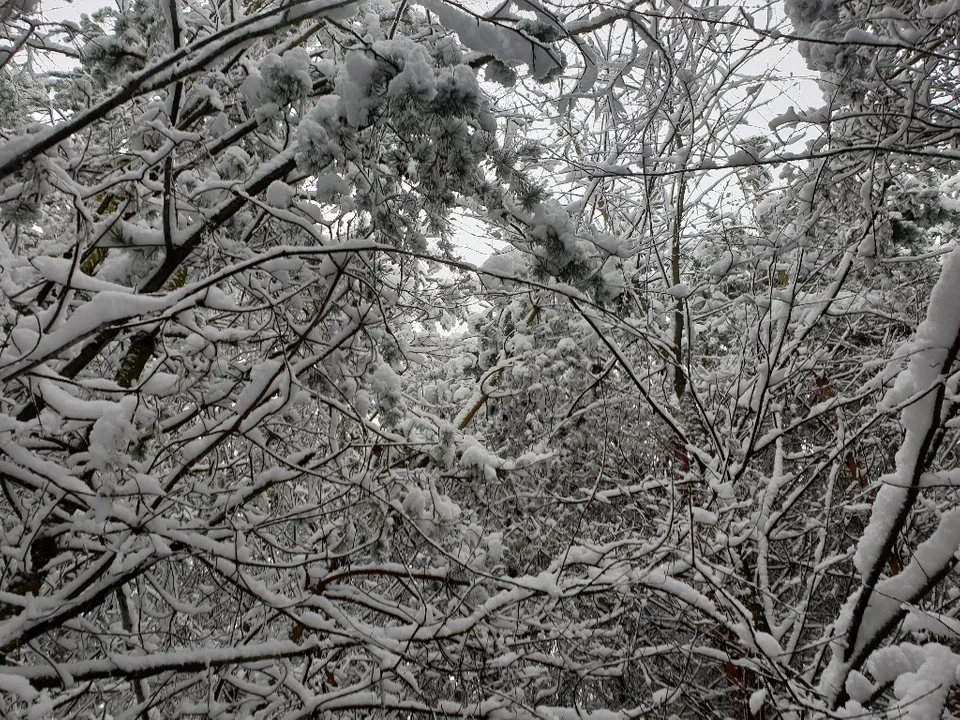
41, 0, 102, 23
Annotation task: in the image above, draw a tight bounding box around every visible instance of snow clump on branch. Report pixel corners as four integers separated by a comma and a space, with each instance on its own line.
258, 50, 313, 107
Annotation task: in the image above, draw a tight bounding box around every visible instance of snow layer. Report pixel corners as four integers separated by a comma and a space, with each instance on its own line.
855, 244, 960, 577
416, 0, 562, 80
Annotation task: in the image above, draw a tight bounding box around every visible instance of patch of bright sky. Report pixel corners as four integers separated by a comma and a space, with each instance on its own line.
735, 1, 823, 137
42, 0, 104, 23
30, 0, 103, 72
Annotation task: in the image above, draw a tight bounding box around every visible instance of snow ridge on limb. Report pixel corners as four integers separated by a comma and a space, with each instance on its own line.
416, 0, 564, 80
821, 244, 960, 709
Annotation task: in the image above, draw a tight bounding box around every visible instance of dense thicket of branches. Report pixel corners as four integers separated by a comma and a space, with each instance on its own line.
1, 0, 959, 718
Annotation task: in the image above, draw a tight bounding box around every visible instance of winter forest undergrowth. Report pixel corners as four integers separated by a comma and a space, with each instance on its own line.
1, 0, 960, 717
